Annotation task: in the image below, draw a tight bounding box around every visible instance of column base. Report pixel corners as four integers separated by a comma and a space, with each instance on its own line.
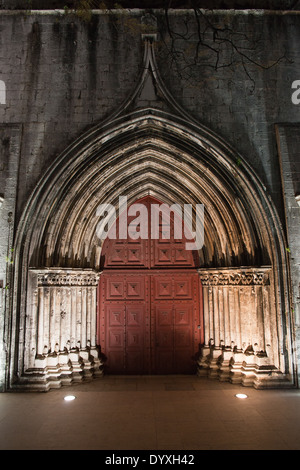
12, 347, 104, 391
197, 345, 294, 389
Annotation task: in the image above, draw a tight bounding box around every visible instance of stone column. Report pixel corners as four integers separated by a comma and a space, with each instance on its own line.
196, 283, 211, 375
22, 268, 101, 391
197, 267, 276, 386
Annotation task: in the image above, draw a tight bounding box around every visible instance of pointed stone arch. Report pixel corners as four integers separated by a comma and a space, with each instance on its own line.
6, 39, 295, 391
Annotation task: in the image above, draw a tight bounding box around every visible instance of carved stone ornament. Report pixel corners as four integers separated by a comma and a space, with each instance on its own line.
36, 270, 101, 287
198, 269, 270, 286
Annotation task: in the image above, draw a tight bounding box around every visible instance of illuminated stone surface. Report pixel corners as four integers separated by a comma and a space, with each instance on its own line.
0, 8, 299, 391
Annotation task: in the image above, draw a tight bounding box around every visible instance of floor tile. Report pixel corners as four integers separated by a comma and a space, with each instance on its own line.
0, 375, 300, 450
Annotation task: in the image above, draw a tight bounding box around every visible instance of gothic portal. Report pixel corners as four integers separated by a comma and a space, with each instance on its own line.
3, 36, 295, 391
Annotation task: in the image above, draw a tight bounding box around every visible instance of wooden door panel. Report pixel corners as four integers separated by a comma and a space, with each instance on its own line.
126, 329, 143, 347
152, 277, 198, 374
107, 351, 125, 374
106, 305, 124, 327
174, 328, 192, 348
127, 245, 147, 265
104, 242, 148, 268
154, 247, 173, 265
127, 307, 144, 327
126, 304, 145, 348
156, 328, 173, 349
98, 197, 202, 375
126, 277, 145, 300
108, 329, 124, 348
125, 302, 147, 374
174, 279, 192, 299
100, 273, 202, 375
106, 277, 124, 300
174, 304, 192, 326
153, 277, 173, 299
108, 246, 126, 265
156, 305, 173, 326
174, 246, 193, 265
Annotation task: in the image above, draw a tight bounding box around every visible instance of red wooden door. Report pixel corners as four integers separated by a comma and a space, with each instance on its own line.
152, 273, 200, 374
98, 197, 203, 374
99, 274, 150, 374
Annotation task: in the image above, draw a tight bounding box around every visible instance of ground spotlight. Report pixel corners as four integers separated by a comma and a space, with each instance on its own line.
235, 393, 248, 399
64, 395, 76, 401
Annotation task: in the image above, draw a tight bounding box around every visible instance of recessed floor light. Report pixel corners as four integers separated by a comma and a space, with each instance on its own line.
235, 393, 248, 399
64, 395, 76, 401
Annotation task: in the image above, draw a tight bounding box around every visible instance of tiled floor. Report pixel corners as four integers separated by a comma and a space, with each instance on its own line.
0, 375, 300, 450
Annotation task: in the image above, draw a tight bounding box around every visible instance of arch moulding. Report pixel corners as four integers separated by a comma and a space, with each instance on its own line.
6, 40, 295, 391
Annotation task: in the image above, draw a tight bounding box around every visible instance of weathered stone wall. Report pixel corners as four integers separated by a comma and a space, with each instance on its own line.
276, 124, 300, 389
0, 8, 299, 389
0, 10, 298, 219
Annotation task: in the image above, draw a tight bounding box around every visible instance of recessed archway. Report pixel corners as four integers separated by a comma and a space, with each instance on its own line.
7, 108, 294, 390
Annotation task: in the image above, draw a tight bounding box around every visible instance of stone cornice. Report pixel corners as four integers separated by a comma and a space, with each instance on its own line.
198, 267, 271, 286
30, 268, 101, 287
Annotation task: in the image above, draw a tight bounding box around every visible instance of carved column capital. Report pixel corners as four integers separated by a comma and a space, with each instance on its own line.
30, 268, 101, 287
198, 267, 271, 286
